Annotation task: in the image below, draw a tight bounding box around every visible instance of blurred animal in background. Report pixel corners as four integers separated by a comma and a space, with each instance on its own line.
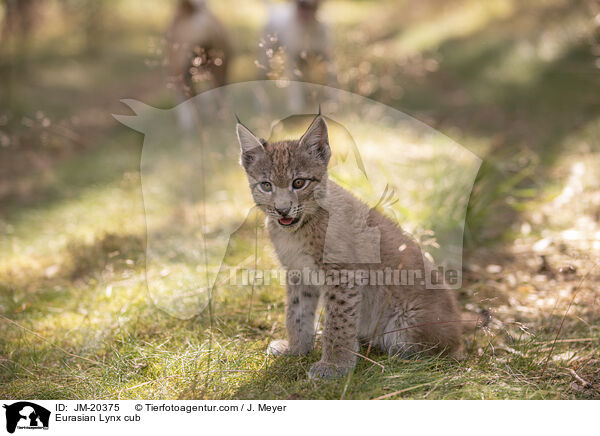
1, 0, 41, 53
259, 0, 334, 110
167, 0, 231, 95
167, 0, 232, 129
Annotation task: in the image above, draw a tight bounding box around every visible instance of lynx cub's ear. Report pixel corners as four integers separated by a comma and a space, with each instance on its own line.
299, 115, 331, 165
236, 120, 265, 169
236, 121, 263, 153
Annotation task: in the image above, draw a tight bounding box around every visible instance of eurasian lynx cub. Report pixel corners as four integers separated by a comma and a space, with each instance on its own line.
236, 113, 463, 379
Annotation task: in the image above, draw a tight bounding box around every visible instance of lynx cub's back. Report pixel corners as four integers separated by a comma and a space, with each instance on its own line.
236, 113, 463, 378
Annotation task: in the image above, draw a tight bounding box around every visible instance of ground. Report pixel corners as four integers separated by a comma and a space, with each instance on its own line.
0, 0, 599, 399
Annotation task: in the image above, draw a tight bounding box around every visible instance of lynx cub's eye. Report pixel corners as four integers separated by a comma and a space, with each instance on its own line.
292, 178, 307, 189
259, 181, 272, 192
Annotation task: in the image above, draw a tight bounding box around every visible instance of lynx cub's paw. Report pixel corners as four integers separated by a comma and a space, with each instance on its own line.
268, 340, 314, 356
308, 361, 352, 379
267, 340, 290, 357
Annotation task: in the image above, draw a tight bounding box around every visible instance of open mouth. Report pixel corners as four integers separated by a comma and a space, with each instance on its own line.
278, 216, 300, 226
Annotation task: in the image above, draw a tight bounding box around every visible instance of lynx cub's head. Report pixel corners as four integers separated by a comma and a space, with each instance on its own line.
236, 114, 331, 230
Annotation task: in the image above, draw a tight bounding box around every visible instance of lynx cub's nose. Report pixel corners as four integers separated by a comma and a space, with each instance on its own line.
275, 204, 291, 216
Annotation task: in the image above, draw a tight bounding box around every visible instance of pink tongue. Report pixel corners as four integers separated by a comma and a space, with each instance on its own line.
279, 217, 294, 225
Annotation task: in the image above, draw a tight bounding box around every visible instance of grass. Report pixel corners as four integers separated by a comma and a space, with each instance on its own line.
1, 0, 599, 400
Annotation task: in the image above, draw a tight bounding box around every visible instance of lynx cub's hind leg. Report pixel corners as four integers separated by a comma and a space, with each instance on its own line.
380, 313, 427, 359
380, 296, 463, 359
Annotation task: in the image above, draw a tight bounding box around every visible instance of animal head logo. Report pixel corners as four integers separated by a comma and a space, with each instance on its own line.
3, 402, 50, 434
114, 81, 481, 320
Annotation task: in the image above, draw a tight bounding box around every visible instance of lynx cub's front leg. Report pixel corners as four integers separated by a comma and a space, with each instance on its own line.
268, 280, 319, 356
308, 285, 361, 379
